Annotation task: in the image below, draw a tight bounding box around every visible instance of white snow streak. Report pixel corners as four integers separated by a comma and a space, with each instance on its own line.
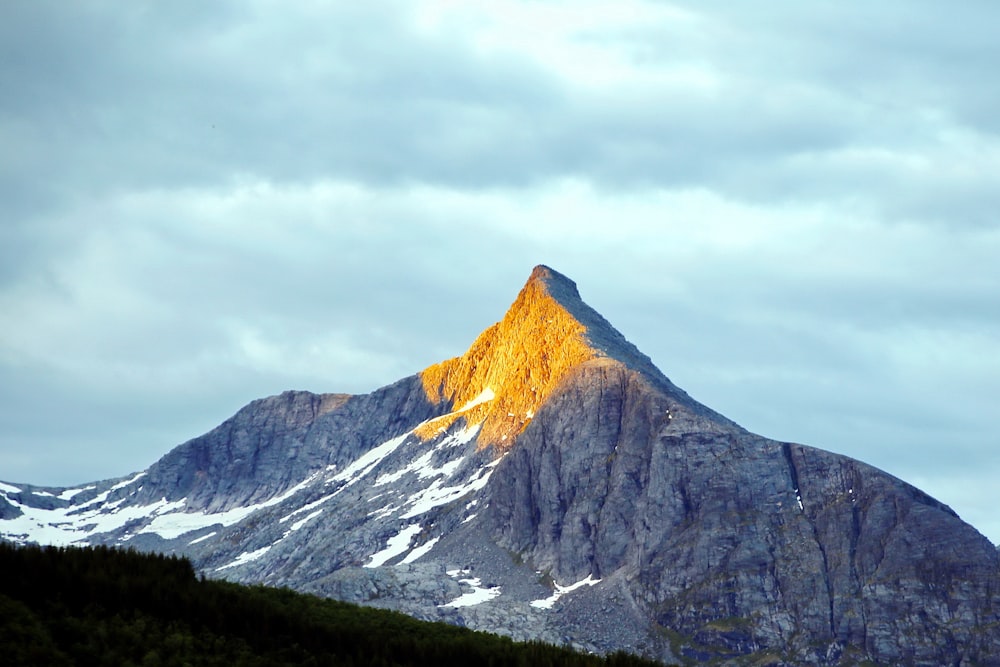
289, 509, 323, 532
365, 524, 423, 568
0, 471, 321, 545
110, 472, 147, 491
440, 577, 501, 608
400, 467, 495, 519
457, 387, 495, 412
367, 504, 400, 520
331, 433, 409, 493
401, 537, 439, 564
4, 405, 502, 551
279, 494, 333, 523
0, 494, 186, 547
441, 423, 482, 448
530, 575, 602, 609
373, 427, 473, 486
216, 546, 272, 571
58, 486, 95, 500
375, 423, 481, 488
139, 473, 320, 540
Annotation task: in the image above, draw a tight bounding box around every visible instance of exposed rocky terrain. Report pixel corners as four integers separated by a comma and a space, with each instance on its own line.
3, 265, 999, 665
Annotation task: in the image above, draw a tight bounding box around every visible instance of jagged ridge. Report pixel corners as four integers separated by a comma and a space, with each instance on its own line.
417, 266, 598, 448
417, 265, 681, 449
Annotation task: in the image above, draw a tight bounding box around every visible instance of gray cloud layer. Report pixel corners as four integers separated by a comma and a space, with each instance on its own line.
2, 1, 998, 541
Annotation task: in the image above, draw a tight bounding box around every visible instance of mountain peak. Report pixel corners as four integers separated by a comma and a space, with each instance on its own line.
417, 265, 665, 449
7, 264, 999, 666
526, 265, 662, 369
524, 264, 581, 301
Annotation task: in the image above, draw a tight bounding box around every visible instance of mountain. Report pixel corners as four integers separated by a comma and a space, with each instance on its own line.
2, 265, 999, 665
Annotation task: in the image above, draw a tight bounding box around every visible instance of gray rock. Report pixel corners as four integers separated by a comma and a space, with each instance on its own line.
3, 264, 999, 666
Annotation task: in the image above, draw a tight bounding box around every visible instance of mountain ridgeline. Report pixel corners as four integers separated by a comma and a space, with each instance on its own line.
2, 265, 999, 665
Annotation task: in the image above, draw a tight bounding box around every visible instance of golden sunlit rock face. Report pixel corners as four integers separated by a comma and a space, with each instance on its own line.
417, 265, 601, 450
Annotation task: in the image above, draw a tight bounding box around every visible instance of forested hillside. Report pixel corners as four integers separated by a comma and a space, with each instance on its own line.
0, 543, 667, 666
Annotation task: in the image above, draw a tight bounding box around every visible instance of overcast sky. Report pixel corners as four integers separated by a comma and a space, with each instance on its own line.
2, 1, 998, 542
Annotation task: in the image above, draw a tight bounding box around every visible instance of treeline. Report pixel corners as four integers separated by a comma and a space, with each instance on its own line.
0, 543, 668, 667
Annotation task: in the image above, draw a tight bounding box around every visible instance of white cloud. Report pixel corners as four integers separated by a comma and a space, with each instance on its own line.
0, 0, 997, 544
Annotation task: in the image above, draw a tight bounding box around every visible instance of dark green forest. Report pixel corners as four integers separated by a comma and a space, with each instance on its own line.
0, 543, 668, 667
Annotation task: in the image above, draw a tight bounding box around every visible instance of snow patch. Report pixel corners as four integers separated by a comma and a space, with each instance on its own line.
367, 504, 400, 520
442, 423, 482, 448
216, 546, 272, 571
140, 473, 320, 540
0, 470, 323, 546
331, 433, 409, 493
374, 426, 478, 487
188, 531, 216, 545
457, 387, 495, 412
400, 466, 496, 519
58, 486, 96, 501
289, 509, 323, 532
110, 472, 147, 492
440, 577, 501, 608
401, 537, 439, 564
375, 449, 462, 486
365, 524, 423, 568
0, 495, 179, 547
530, 575, 602, 609
486, 454, 507, 468
0, 482, 22, 494
279, 494, 333, 523
103, 497, 127, 511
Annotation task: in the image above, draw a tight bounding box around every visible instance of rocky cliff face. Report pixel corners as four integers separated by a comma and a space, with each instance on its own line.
3, 265, 999, 666
488, 356, 1000, 663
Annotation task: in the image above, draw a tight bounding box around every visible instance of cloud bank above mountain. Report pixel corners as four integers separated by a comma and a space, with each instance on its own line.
1, 0, 998, 541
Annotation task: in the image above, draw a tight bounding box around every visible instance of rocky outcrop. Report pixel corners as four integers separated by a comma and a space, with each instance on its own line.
133, 378, 441, 511
417, 265, 727, 450
488, 355, 1000, 663
3, 264, 999, 665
